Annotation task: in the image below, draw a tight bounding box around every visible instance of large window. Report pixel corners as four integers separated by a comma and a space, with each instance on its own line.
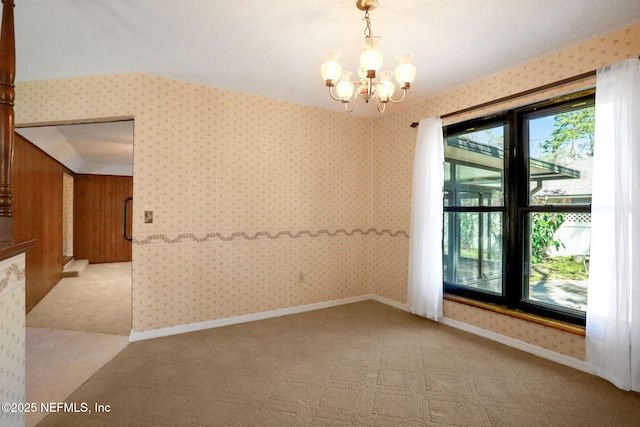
443, 90, 594, 325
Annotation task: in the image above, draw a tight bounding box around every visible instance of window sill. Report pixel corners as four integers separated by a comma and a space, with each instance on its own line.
444, 294, 586, 337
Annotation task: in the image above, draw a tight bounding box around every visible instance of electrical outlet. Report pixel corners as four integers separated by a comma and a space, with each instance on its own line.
144, 211, 153, 224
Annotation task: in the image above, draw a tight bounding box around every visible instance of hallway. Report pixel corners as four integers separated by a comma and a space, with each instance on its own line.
26, 262, 132, 335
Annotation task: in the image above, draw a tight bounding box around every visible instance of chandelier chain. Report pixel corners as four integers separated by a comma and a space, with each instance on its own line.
363, 9, 374, 39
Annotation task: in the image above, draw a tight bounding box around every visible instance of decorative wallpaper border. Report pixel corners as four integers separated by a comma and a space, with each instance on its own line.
0, 262, 26, 297
133, 227, 409, 246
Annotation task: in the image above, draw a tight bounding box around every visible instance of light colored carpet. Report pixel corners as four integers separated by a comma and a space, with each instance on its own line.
26, 262, 132, 336
37, 301, 640, 426
25, 328, 129, 427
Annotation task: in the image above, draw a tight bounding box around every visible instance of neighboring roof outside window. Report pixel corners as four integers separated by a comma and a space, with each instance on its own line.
445, 136, 581, 182
534, 157, 593, 202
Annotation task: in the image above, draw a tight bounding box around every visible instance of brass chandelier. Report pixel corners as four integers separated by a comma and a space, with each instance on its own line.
321, 0, 416, 113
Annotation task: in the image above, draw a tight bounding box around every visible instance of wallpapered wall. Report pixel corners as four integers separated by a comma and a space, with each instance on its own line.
14, 23, 640, 360
369, 23, 640, 359
0, 254, 26, 426
16, 73, 375, 333
62, 173, 73, 258
132, 76, 373, 330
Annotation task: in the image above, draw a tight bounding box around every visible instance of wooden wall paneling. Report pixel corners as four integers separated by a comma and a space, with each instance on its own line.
74, 175, 132, 263
116, 177, 133, 261
13, 133, 65, 312
74, 175, 92, 262
74, 175, 99, 263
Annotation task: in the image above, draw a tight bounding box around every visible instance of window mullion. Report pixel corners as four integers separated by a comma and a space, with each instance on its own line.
504, 111, 522, 308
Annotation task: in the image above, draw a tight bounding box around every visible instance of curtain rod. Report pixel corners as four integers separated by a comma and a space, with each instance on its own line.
410, 69, 597, 128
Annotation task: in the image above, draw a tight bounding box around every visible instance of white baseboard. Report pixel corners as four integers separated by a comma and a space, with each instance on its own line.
439, 317, 590, 373
129, 294, 370, 342
369, 294, 409, 311
366, 296, 589, 373
129, 293, 589, 374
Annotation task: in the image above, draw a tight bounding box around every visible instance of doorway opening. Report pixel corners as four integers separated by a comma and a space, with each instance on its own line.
16, 119, 134, 336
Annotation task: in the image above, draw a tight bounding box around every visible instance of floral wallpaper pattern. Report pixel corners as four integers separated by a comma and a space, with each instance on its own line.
62, 173, 74, 258
0, 254, 26, 426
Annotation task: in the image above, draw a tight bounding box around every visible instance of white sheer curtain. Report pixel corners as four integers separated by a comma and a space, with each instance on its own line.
586, 57, 640, 392
407, 117, 444, 321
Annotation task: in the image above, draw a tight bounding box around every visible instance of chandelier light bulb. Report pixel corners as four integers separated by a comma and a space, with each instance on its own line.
335, 71, 355, 101
394, 52, 417, 88
375, 82, 387, 100
377, 70, 395, 101
360, 37, 383, 76
321, 50, 343, 86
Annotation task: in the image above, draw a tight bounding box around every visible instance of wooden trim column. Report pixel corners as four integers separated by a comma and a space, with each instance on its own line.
0, 0, 15, 243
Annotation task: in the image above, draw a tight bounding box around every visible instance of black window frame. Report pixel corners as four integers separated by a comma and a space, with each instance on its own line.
443, 90, 595, 326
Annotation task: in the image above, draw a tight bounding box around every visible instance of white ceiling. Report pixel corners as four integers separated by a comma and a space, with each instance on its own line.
17, 121, 134, 176
13, 0, 640, 171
